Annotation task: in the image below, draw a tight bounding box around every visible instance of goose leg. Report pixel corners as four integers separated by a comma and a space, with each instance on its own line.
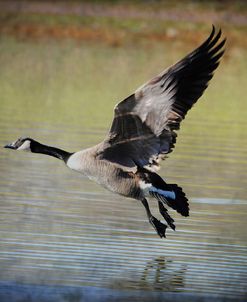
158, 200, 176, 231
141, 198, 167, 238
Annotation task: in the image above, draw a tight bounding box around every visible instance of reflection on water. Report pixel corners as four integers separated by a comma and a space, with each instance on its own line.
110, 256, 187, 292
0, 37, 247, 301
141, 257, 186, 291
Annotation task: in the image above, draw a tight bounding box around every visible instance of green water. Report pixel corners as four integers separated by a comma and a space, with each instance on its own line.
0, 36, 246, 300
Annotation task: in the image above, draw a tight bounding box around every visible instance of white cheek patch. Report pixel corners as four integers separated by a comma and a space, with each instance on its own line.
17, 140, 31, 152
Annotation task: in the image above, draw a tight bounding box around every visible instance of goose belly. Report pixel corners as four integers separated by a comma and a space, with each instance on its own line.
67, 152, 140, 198
89, 166, 139, 198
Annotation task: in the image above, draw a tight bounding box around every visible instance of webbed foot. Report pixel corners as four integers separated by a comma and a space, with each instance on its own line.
149, 216, 167, 238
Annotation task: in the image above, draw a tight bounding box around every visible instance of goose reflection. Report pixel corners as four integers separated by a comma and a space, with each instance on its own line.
110, 256, 187, 291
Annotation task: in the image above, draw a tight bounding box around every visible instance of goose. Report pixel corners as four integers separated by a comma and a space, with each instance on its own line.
4, 26, 225, 238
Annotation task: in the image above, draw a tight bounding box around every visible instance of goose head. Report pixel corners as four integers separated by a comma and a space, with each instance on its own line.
4, 137, 72, 162
4, 137, 33, 152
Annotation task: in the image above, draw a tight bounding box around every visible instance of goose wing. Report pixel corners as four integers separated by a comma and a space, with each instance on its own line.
97, 26, 225, 172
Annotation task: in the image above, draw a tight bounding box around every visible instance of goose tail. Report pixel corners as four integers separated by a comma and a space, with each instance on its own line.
149, 184, 189, 217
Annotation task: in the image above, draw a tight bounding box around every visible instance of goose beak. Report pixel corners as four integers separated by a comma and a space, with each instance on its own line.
4, 143, 17, 149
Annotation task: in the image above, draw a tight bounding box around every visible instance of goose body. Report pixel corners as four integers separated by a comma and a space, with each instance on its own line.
67, 144, 140, 198
4, 26, 225, 238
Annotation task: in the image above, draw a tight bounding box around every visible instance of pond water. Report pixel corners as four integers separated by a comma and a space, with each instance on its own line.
0, 37, 246, 301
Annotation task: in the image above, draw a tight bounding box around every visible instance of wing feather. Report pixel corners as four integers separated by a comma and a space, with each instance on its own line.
97, 26, 225, 171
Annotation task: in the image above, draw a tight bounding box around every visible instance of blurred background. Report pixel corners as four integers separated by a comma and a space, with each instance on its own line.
0, 1, 246, 301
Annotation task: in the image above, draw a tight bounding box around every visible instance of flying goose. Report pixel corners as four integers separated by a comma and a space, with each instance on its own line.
4, 26, 225, 238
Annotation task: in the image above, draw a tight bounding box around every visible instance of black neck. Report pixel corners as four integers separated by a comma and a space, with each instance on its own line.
31, 141, 72, 163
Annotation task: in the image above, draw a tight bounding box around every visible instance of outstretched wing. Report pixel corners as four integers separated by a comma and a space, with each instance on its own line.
97, 26, 226, 172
